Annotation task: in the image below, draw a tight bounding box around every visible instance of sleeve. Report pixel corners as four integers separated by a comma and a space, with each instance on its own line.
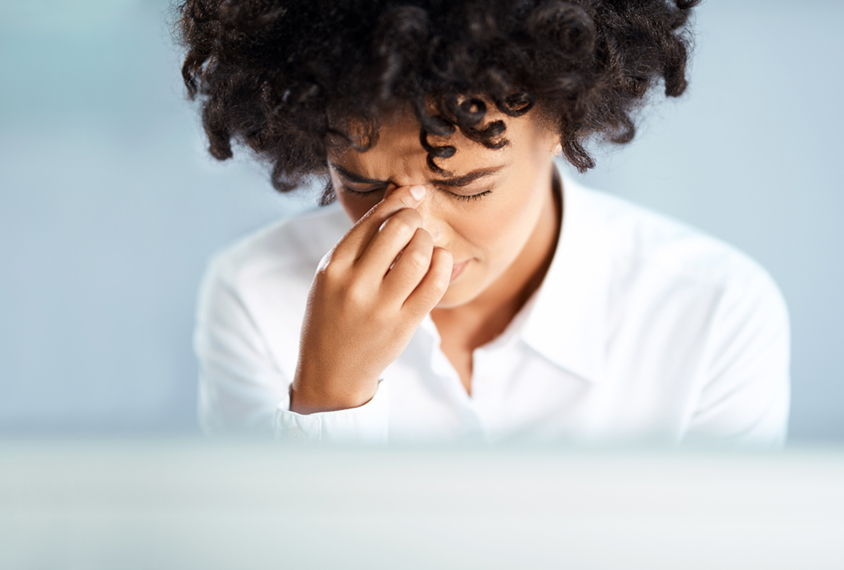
194, 255, 390, 443
683, 269, 791, 448
193, 255, 288, 436
274, 382, 390, 444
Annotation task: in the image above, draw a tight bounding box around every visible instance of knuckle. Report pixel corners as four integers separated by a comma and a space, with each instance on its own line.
318, 250, 333, 268
390, 208, 421, 227
383, 215, 417, 239
320, 258, 343, 282
401, 208, 423, 226
344, 279, 368, 306
404, 249, 430, 271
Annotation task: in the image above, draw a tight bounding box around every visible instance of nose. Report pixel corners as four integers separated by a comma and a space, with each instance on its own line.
413, 188, 446, 245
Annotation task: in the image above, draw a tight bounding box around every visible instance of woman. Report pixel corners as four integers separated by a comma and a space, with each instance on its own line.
179, 0, 790, 445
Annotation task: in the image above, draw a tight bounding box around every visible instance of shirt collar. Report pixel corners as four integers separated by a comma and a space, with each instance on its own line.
519, 168, 610, 384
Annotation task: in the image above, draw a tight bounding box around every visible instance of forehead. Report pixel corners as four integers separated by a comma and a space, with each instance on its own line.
329, 107, 546, 180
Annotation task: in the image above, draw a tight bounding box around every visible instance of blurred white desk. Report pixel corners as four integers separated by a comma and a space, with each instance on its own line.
1, 439, 843, 569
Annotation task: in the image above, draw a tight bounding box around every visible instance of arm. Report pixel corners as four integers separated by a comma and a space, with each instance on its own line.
195, 184, 450, 442
684, 270, 791, 448
194, 255, 288, 436
194, 254, 394, 442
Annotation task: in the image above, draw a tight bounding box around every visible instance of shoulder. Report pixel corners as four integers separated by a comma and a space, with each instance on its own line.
194, 203, 352, 377
564, 177, 790, 445
564, 175, 790, 388
566, 177, 788, 321
204, 203, 351, 293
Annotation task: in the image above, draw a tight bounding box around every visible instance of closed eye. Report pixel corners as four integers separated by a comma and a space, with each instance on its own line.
340, 184, 492, 202
434, 185, 493, 201
339, 182, 492, 202
335, 183, 387, 198
330, 161, 502, 203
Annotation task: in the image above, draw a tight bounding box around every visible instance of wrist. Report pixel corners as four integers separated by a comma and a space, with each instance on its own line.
289, 375, 379, 414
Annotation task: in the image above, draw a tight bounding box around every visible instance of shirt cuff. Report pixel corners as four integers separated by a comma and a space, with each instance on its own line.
274, 381, 389, 444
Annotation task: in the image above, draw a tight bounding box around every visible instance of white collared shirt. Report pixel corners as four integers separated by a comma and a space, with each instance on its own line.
194, 173, 790, 446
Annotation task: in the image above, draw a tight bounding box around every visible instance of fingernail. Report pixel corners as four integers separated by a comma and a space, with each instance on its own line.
410, 185, 426, 202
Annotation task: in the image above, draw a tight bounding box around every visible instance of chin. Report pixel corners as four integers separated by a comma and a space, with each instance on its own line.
433, 281, 480, 310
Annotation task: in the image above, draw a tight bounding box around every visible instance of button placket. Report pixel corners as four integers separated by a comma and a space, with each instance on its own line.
282, 426, 308, 443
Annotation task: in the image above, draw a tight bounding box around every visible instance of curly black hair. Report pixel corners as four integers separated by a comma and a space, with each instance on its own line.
177, 0, 699, 203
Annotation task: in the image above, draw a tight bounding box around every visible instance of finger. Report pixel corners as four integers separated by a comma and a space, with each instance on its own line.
380, 227, 434, 304
332, 185, 427, 263
355, 208, 423, 280
402, 247, 453, 317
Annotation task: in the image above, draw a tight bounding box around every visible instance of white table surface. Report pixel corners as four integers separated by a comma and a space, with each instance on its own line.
2, 438, 843, 569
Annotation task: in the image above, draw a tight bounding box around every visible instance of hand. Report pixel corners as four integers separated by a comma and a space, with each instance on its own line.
290, 184, 453, 414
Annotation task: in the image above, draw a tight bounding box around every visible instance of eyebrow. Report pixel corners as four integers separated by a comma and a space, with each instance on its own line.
329, 162, 506, 188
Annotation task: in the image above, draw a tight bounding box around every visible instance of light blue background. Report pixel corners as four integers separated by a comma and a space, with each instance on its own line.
1, 1, 841, 440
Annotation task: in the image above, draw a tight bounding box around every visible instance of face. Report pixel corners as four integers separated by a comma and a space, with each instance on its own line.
327, 106, 560, 310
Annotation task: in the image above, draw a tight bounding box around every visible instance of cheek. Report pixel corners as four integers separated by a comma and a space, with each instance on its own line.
483, 188, 539, 249
446, 197, 533, 264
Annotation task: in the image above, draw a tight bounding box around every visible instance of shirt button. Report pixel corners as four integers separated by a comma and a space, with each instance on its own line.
285, 427, 308, 442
